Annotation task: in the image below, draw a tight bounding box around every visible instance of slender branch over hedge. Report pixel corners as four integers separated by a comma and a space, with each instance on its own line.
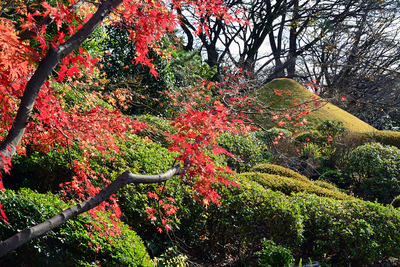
0, 166, 182, 257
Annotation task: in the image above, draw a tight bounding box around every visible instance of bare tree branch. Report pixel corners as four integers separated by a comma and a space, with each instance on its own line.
0, 165, 183, 257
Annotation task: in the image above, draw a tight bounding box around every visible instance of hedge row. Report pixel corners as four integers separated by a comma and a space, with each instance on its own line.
179, 173, 400, 266
359, 130, 400, 149
240, 172, 353, 200
294, 193, 400, 266
2, 172, 400, 266
251, 163, 311, 184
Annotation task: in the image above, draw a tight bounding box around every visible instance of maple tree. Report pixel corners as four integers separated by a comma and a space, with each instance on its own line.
0, 0, 252, 257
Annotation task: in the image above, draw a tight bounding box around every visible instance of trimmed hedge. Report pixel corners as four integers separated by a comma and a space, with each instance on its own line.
240, 172, 353, 200
251, 163, 312, 184
175, 176, 304, 264
293, 193, 400, 266
359, 130, 400, 149
174, 172, 400, 266
217, 132, 266, 172
0, 188, 152, 267
344, 142, 400, 204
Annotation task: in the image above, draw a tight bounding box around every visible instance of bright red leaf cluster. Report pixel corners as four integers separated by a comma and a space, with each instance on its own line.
0, 0, 245, 237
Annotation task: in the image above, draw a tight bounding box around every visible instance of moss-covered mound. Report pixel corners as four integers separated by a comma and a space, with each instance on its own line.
252, 78, 376, 132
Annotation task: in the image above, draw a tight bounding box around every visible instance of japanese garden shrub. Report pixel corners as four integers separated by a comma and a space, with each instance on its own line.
359, 130, 400, 149
136, 114, 178, 147
344, 142, 400, 203
254, 127, 292, 143
109, 133, 177, 177
176, 176, 304, 264
0, 188, 152, 267
392, 195, 400, 209
315, 119, 347, 140
294, 130, 324, 144
4, 147, 76, 193
217, 132, 266, 172
313, 179, 341, 193
291, 193, 400, 266
251, 163, 311, 184
255, 239, 295, 267
240, 172, 353, 200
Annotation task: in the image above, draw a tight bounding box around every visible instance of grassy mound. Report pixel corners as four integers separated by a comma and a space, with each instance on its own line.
252, 78, 376, 132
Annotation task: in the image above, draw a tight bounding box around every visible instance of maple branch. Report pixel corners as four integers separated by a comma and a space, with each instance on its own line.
0, 165, 183, 257
17, 0, 86, 41
0, 0, 123, 168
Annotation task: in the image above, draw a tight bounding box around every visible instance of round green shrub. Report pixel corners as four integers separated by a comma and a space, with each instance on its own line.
240, 172, 352, 200
391, 195, 400, 209
344, 142, 400, 203
0, 188, 152, 267
255, 239, 294, 267
217, 132, 266, 172
292, 193, 400, 266
294, 130, 324, 144
316, 119, 347, 140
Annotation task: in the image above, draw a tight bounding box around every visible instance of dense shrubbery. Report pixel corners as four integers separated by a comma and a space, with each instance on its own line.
316, 119, 347, 140
293, 193, 400, 266
3, 148, 75, 193
344, 142, 400, 203
167, 170, 400, 266
178, 176, 303, 264
0, 188, 152, 267
217, 132, 267, 172
360, 130, 400, 149
255, 239, 294, 267
5, 111, 400, 267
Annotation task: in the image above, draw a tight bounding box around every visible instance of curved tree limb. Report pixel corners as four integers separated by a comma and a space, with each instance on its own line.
0, 165, 183, 258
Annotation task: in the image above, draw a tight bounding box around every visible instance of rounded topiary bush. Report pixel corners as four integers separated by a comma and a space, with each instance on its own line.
175, 175, 304, 265
313, 179, 341, 192
344, 142, 400, 203
0, 188, 152, 267
240, 172, 352, 200
292, 193, 400, 266
217, 132, 266, 172
391, 195, 400, 209
255, 239, 294, 267
316, 119, 347, 140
